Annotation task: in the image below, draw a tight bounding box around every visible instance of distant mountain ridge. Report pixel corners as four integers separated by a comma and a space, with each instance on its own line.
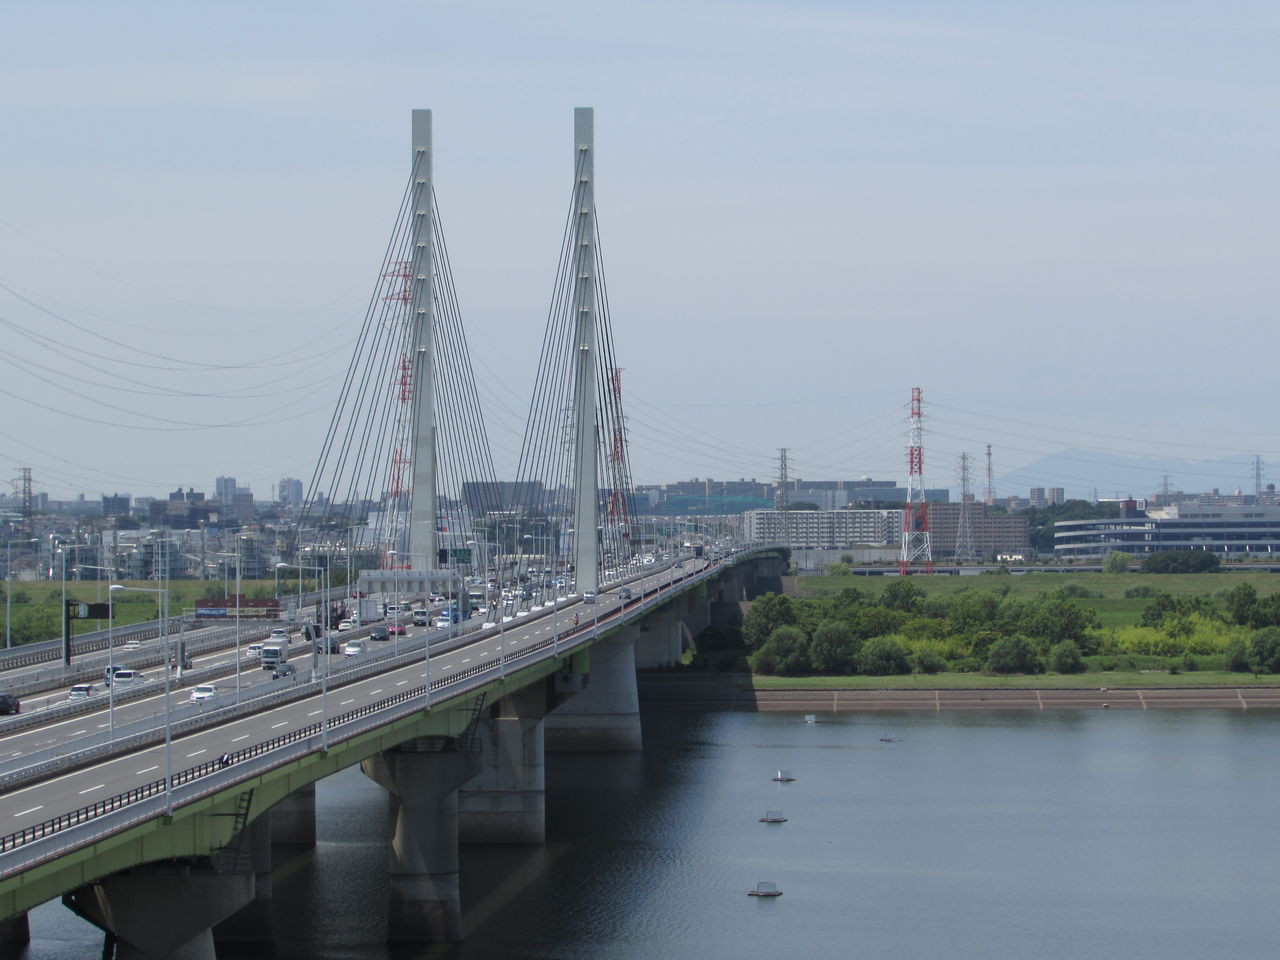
991, 449, 1261, 503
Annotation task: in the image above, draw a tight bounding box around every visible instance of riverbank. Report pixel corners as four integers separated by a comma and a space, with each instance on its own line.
636, 672, 1280, 712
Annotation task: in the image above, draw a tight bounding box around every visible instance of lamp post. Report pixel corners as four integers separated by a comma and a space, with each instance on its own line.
5, 538, 38, 649
278, 560, 329, 749
110, 584, 173, 814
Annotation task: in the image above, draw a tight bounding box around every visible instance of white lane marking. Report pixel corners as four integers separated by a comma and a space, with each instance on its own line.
14, 805, 43, 817
78, 784, 104, 795
308, 710, 322, 716
136, 765, 160, 775
396, 680, 408, 686
70, 729, 87, 736
271, 721, 287, 729
232, 735, 249, 742
370, 689, 383, 695
187, 749, 207, 758
340, 699, 355, 706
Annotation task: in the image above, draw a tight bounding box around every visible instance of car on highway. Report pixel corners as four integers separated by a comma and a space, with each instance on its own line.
103, 665, 126, 685
429, 594, 446, 605
272, 662, 298, 680
619, 587, 633, 601
189, 683, 220, 705
343, 638, 367, 658
121, 639, 142, 651
67, 683, 98, 701
338, 619, 354, 631
369, 625, 390, 642
246, 643, 264, 657
388, 622, 406, 635
269, 628, 289, 641
111, 669, 144, 687
0, 693, 20, 715
583, 591, 597, 604
412, 609, 429, 626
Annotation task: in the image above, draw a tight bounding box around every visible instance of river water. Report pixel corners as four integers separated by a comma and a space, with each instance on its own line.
24, 708, 1279, 959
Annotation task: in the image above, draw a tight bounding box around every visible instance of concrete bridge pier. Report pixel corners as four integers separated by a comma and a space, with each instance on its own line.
0, 912, 29, 948
545, 629, 642, 752
269, 781, 317, 847
459, 686, 548, 843
635, 608, 684, 668
361, 740, 481, 943
212, 818, 274, 944
64, 860, 255, 960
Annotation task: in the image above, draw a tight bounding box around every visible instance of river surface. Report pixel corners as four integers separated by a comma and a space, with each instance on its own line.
23, 708, 1279, 959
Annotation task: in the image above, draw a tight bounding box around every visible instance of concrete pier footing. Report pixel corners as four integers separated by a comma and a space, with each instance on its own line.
361, 741, 481, 943
459, 687, 548, 843
64, 861, 255, 960
545, 631, 642, 752
269, 781, 317, 847
212, 819, 273, 944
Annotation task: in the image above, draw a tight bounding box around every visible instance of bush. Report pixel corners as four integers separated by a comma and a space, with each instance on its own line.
911, 648, 945, 674
986, 636, 1042, 675
1048, 641, 1086, 674
1225, 637, 1251, 672
1248, 626, 1280, 674
1056, 584, 1102, 599
953, 657, 984, 673
1123, 584, 1157, 599
1105, 551, 1134, 573
857, 637, 910, 676
1140, 550, 1221, 574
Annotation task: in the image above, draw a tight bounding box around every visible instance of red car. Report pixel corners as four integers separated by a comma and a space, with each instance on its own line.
388, 622, 406, 635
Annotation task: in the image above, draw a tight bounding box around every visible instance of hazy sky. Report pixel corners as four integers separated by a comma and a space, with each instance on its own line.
3, 0, 1278, 503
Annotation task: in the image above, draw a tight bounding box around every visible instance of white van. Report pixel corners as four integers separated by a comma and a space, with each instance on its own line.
112, 669, 144, 686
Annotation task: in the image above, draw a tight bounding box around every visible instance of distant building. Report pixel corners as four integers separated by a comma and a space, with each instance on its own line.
215, 477, 237, 504
102, 493, 131, 518
1055, 502, 1280, 557
743, 509, 901, 548
278, 477, 304, 506
925, 503, 1031, 560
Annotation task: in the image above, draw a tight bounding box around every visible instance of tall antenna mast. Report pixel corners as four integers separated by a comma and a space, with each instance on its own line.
900, 388, 933, 574
1254, 456, 1264, 503
983, 443, 995, 506
955, 452, 977, 562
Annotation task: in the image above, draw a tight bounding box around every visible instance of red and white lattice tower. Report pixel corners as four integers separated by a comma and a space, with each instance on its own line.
900, 387, 934, 575
607, 369, 630, 532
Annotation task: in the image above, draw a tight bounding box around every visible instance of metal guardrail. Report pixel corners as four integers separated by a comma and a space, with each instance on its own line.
0, 622, 276, 714
0, 553, 758, 870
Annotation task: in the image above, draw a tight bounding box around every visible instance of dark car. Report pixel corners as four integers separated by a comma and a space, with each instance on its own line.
0, 693, 19, 715
369, 625, 390, 641
619, 587, 633, 601
272, 662, 298, 680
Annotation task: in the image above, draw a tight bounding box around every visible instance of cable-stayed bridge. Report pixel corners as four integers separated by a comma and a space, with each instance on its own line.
0, 109, 787, 957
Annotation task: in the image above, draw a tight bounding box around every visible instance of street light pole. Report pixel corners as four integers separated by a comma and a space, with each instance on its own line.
279, 560, 329, 749
112, 583, 173, 815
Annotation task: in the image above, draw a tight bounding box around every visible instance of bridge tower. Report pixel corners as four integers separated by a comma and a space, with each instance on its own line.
406, 109, 440, 573
570, 107, 601, 595
900, 387, 934, 574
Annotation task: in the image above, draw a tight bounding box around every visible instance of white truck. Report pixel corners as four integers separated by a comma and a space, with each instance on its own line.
354, 598, 384, 624
260, 640, 289, 671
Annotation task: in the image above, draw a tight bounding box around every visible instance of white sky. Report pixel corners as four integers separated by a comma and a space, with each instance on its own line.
2, 0, 1278, 502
